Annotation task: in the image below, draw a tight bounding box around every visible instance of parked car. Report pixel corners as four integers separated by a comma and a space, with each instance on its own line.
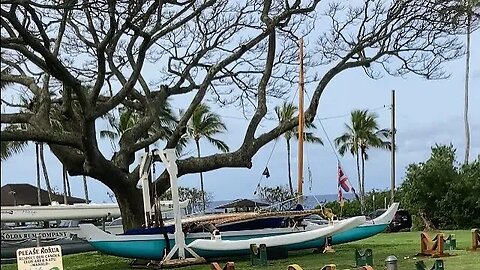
367, 208, 412, 233
304, 214, 329, 225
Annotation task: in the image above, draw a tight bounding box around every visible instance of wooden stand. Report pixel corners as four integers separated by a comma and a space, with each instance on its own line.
211, 262, 235, 270
288, 264, 304, 270
470, 228, 479, 251
419, 232, 448, 257
323, 236, 335, 253
355, 248, 373, 267
415, 259, 444, 270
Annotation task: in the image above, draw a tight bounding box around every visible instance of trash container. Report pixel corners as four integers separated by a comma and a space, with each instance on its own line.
385, 255, 398, 270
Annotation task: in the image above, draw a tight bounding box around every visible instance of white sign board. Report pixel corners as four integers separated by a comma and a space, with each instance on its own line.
16, 245, 63, 270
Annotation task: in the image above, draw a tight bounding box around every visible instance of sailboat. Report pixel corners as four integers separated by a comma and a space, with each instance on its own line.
79, 38, 399, 260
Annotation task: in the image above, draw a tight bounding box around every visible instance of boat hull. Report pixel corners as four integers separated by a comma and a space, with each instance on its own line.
1, 238, 94, 259
0, 225, 124, 259
1, 200, 188, 222
85, 228, 299, 260
81, 203, 399, 260
84, 224, 386, 260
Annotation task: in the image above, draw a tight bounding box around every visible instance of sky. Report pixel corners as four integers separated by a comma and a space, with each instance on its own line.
1, 31, 479, 205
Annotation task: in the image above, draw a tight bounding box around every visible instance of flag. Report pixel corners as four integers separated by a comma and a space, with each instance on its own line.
351, 187, 361, 201
262, 167, 270, 178
338, 187, 345, 207
338, 164, 350, 192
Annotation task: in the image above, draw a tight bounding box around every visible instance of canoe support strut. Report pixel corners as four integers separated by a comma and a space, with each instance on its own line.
138, 149, 206, 266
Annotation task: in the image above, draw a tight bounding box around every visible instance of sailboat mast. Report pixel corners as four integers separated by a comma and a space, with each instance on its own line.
390, 90, 396, 204
298, 38, 305, 205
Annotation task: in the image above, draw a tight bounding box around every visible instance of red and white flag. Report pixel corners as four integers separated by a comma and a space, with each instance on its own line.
338, 164, 350, 192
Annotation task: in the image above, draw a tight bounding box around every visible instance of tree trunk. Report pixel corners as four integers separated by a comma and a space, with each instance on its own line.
419, 211, 436, 231
39, 143, 53, 204
114, 184, 145, 230
464, 10, 471, 164
62, 166, 68, 204
65, 167, 71, 197
36, 143, 42, 206
83, 175, 89, 204
286, 139, 294, 196
195, 139, 206, 212
355, 149, 364, 214
361, 148, 366, 213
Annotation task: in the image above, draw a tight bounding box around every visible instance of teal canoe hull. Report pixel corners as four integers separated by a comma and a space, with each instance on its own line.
89, 223, 387, 259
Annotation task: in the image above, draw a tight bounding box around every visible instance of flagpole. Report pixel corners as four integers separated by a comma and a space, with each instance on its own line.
297, 38, 305, 205
390, 90, 396, 204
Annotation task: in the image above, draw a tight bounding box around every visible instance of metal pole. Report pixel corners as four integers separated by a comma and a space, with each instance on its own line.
138, 153, 153, 228
36, 235, 41, 247
83, 175, 89, 204
297, 37, 305, 205
390, 90, 396, 204
160, 149, 202, 261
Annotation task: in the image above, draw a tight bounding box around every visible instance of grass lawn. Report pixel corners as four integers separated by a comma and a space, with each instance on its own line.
2, 230, 479, 270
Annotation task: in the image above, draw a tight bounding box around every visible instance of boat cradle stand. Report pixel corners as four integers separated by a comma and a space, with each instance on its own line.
469, 228, 479, 251
135, 149, 207, 268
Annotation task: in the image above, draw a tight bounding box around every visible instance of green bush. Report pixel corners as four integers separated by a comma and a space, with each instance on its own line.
399, 144, 479, 230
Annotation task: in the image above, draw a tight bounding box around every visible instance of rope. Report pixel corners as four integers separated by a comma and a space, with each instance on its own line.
304, 91, 362, 197
262, 194, 302, 211
255, 79, 302, 195
304, 139, 314, 193
254, 139, 278, 195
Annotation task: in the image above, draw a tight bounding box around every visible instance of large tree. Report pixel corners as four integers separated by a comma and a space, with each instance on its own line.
334, 110, 391, 213
0, 0, 468, 229
400, 144, 480, 229
274, 101, 322, 196
184, 103, 229, 211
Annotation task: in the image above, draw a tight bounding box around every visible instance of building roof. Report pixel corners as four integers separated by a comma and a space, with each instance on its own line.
1, 183, 87, 206
215, 198, 269, 209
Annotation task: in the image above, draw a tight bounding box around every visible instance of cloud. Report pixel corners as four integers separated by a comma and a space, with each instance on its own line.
396, 115, 480, 156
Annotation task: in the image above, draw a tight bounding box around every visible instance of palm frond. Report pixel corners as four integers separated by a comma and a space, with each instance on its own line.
1, 140, 28, 161
100, 130, 118, 140
206, 136, 229, 152
302, 132, 323, 144
186, 103, 229, 152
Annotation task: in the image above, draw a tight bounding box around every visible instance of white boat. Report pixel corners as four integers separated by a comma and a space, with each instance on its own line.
187, 216, 366, 254
1, 200, 189, 222
1, 222, 124, 260
78, 215, 365, 259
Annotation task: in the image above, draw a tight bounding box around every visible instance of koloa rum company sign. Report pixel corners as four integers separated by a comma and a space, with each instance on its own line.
16, 245, 63, 270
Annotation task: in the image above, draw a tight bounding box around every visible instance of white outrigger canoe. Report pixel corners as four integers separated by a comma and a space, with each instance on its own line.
1, 200, 189, 222
79, 203, 399, 259
79, 215, 365, 259
187, 216, 366, 256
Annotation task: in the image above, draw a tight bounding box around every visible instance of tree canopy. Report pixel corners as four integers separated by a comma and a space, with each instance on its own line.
400, 144, 480, 229
0, 0, 471, 228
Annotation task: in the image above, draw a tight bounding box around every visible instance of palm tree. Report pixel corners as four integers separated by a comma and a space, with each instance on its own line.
0, 68, 28, 162
274, 101, 323, 196
444, 1, 480, 163
334, 109, 391, 213
35, 143, 41, 205
38, 143, 54, 204
185, 103, 229, 211
464, 0, 472, 164
459, 0, 480, 163
83, 175, 89, 204
101, 102, 184, 153
100, 108, 140, 149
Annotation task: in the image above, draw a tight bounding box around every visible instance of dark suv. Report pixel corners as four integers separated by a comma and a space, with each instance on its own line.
367, 209, 412, 233
388, 209, 412, 232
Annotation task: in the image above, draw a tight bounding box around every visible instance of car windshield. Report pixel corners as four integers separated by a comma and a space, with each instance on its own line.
367, 209, 387, 220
